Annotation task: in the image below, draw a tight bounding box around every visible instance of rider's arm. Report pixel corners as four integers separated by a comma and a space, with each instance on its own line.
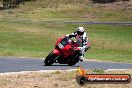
66, 31, 77, 38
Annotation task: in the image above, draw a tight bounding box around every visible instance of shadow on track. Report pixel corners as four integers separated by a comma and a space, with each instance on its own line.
43, 64, 79, 67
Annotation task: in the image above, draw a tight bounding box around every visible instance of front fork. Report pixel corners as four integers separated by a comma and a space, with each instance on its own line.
54, 55, 61, 63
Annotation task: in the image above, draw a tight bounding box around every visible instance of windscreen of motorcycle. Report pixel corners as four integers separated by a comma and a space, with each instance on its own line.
58, 38, 69, 49
58, 43, 64, 49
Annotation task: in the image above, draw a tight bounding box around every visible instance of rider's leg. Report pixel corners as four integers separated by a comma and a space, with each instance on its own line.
79, 46, 90, 61
79, 50, 84, 61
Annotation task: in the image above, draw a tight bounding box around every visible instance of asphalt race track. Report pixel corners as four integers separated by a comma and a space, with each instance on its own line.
0, 57, 132, 73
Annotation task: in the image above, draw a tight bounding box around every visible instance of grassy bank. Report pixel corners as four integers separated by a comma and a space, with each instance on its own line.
0, 0, 132, 21
0, 19, 132, 62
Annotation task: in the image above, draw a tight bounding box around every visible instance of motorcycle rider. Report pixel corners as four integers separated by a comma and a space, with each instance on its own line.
66, 27, 90, 61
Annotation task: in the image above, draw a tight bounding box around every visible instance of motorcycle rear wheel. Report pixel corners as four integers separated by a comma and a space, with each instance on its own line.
68, 59, 79, 66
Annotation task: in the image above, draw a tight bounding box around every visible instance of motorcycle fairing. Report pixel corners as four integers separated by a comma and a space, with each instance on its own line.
53, 49, 60, 55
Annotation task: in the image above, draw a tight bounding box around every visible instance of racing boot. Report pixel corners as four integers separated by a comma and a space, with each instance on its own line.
79, 56, 84, 62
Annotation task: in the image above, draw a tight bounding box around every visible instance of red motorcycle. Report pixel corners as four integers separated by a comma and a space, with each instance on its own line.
44, 36, 83, 66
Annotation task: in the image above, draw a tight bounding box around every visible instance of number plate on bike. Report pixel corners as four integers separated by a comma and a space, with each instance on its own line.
58, 43, 64, 49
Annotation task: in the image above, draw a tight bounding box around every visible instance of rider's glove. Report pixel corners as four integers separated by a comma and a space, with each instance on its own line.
66, 34, 70, 38
78, 47, 85, 51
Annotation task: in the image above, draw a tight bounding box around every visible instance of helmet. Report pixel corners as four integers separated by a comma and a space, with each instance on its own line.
77, 27, 85, 35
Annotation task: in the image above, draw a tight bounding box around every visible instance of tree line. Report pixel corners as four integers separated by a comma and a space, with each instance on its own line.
0, 0, 24, 8
0, 0, 130, 9
91, 0, 129, 3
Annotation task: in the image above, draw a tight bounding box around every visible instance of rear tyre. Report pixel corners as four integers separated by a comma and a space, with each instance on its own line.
68, 59, 79, 66
68, 51, 80, 66
44, 52, 56, 66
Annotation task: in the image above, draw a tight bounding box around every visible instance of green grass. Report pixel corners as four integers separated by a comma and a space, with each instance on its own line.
86, 25, 132, 62
92, 69, 104, 74
0, 19, 132, 62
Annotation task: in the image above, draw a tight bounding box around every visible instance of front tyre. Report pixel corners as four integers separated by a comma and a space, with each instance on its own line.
44, 52, 56, 66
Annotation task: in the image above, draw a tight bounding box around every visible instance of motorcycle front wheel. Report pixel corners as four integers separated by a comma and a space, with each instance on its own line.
44, 51, 57, 66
